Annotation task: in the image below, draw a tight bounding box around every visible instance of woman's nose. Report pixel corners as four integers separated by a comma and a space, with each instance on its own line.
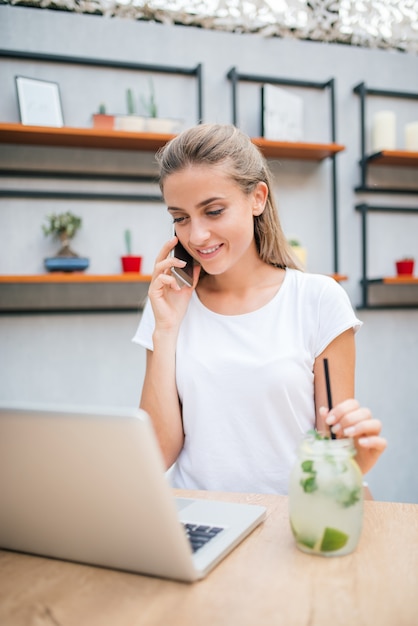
189, 221, 210, 246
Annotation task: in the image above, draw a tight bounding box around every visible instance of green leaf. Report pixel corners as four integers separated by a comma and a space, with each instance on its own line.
301, 460, 314, 473
300, 476, 317, 493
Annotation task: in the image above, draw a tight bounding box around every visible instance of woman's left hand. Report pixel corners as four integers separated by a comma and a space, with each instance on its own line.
319, 400, 387, 475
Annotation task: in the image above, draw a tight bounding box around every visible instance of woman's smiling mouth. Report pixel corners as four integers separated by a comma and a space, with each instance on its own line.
197, 244, 223, 258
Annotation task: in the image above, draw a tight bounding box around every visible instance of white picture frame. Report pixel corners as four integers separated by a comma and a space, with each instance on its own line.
15, 76, 64, 127
261, 84, 304, 142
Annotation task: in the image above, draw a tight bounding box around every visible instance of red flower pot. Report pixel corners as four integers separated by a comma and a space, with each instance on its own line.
395, 259, 414, 276
121, 255, 142, 273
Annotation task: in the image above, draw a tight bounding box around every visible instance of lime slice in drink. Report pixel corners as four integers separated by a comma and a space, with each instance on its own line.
297, 535, 317, 549
290, 519, 317, 549
320, 527, 349, 552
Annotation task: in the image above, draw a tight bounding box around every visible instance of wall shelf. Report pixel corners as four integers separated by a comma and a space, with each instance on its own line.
355, 203, 418, 309
331, 274, 348, 283
0, 272, 346, 315
0, 274, 151, 314
0, 123, 344, 162
365, 150, 418, 168
366, 276, 418, 285
251, 138, 344, 161
353, 83, 418, 191
0, 274, 151, 283
353, 83, 418, 309
0, 123, 176, 152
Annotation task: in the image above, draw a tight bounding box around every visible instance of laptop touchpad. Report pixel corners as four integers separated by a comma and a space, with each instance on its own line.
175, 498, 196, 512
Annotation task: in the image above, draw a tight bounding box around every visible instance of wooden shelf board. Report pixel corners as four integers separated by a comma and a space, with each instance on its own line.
330, 273, 348, 282
0, 274, 151, 312
252, 138, 345, 161
0, 273, 346, 284
0, 274, 152, 284
367, 150, 418, 167
382, 276, 418, 284
0, 123, 175, 152
0, 124, 345, 160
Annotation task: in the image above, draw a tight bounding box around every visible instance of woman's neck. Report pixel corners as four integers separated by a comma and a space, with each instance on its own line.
197, 262, 286, 315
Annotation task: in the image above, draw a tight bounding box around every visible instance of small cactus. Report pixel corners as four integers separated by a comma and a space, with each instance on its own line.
141, 79, 158, 118
126, 88, 136, 116
124, 229, 132, 255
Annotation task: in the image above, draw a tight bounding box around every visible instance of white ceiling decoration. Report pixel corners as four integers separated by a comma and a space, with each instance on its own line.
5, 0, 418, 53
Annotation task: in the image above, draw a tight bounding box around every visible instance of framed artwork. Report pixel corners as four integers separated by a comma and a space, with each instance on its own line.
261, 84, 304, 142
15, 76, 64, 127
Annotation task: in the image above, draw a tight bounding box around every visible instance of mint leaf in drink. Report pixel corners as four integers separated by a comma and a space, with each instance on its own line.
300, 458, 317, 493
300, 475, 317, 493
301, 460, 314, 473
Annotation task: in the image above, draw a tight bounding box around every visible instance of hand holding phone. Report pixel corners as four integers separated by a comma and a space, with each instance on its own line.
171, 234, 195, 287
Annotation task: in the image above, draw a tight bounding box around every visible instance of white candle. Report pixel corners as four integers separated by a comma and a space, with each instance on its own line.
372, 111, 396, 152
405, 122, 418, 151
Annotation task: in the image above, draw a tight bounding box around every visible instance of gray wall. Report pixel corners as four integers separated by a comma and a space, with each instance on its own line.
1, 5, 417, 503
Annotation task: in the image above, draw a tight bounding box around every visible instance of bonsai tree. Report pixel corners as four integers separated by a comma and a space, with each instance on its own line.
42, 211, 82, 258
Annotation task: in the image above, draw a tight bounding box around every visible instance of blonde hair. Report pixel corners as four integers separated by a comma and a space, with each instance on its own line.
156, 123, 300, 270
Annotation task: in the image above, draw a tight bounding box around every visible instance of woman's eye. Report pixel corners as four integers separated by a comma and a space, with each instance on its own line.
172, 216, 186, 224
207, 208, 224, 217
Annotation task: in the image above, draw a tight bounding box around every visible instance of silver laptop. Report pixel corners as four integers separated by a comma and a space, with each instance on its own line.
0, 405, 266, 582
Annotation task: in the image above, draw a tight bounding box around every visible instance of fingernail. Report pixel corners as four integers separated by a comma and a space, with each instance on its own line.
344, 426, 356, 436
358, 437, 370, 446
331, 423, 341, 434
326, 414, 335, 425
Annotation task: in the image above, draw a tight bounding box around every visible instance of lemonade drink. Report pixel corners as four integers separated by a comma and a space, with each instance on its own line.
289, 433, 363, 556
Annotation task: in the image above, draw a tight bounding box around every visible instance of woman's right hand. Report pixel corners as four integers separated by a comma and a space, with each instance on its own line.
148, 236, 200, 332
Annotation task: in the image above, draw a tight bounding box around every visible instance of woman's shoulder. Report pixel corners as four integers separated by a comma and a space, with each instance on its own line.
286, 268, 341, 291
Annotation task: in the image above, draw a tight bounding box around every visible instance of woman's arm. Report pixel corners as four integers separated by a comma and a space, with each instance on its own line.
140, 236, 200, 468
141, 345, 184, 469
314, 328, 387, 476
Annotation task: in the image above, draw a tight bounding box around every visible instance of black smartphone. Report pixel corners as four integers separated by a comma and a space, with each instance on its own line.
171, 234, 194, 287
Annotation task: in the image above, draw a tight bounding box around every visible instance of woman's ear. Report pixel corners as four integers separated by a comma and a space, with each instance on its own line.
252, 181, 268, 216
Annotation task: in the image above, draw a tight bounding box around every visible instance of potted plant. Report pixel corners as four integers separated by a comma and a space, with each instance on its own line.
115, 82, 182, 134
92, 103, 115, 130
42, 211, 89, 272
121, 229, 142, 273
395, 257, 415, 276
288, 238, 307, 269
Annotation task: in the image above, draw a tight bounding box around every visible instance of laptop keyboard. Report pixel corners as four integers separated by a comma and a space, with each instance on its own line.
182, 523, 224, 553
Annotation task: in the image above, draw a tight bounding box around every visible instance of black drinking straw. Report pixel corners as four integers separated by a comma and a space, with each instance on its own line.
323, 358, 336, 440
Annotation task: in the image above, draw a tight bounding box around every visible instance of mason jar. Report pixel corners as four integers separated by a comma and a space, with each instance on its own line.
289, 433, 364, 557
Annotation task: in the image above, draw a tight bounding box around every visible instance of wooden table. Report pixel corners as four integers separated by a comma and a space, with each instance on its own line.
1, 490, 417, 626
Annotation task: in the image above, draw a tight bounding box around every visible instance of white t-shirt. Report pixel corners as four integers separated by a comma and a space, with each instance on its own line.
133, 269, 362, 495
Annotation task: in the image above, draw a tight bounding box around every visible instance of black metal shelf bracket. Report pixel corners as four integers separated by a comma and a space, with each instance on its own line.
0, 190, 163, 202
0, 50, 201, 204
0, 49, 204, 124
226, 68, 340, 274
353, 83, 418, 310
353, 82, 418, 190
355, 203, 418, 309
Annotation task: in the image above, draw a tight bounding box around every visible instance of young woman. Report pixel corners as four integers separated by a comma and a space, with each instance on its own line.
133, 123, 386, 495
